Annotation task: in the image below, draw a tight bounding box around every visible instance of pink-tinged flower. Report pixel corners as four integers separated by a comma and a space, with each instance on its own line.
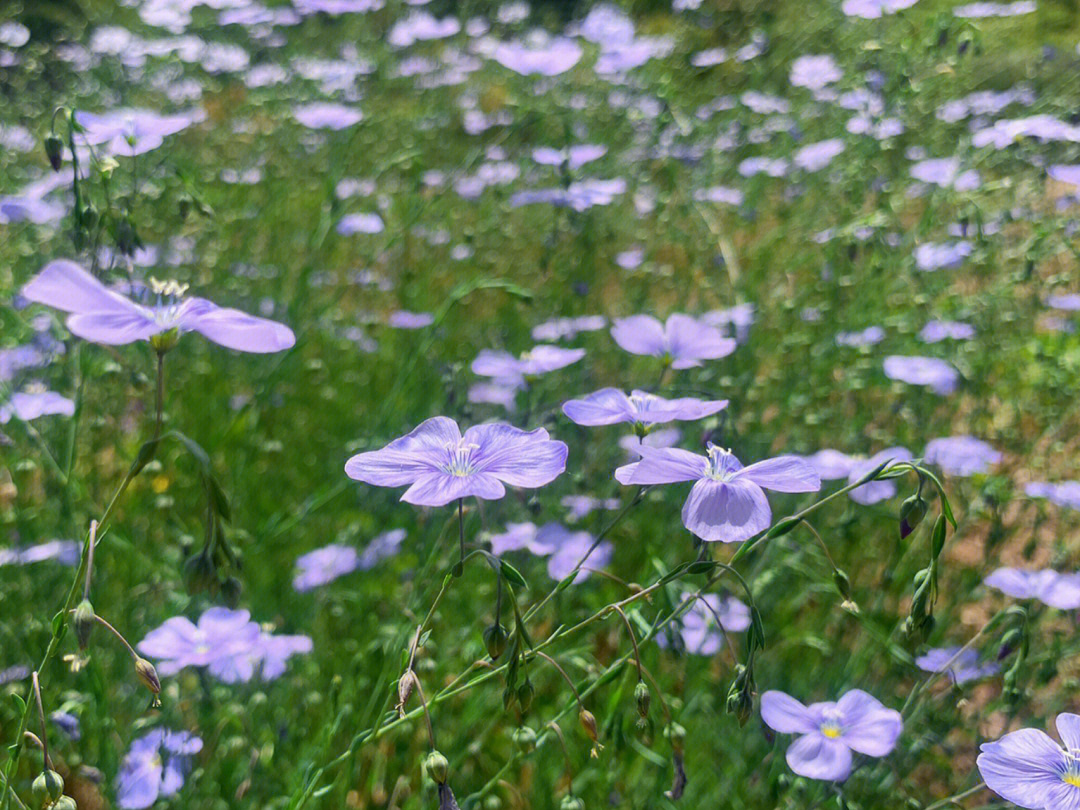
924, 436, 1001, 476
614, 445, 820, 543
292, 102, 363, 129
20, 260, 295, 353
761, 689, 902, 781
985, 568, 1080, 609
344, 416, 567, 507
471, 345, 584, 387
0, 386, 74, 424
883, 355, 958, 394
978, 713, 1080, 809
847, 447, 912, 505
562, 388, 727, 427
611, 314, 736, 369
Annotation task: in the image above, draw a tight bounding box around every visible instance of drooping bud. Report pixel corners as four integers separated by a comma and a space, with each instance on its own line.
899, 494, 929, 538
515, 678, 534, 713
634, 680, 651, 720
998, 629, 1023, 660
559, 796, 585, 810
221, 576, 242, 609
397, 671, 418, 716
44, 134, 64, 171
483, 623, 507, 661
512, 726, 537, 754
664, 751, 687, 800
578, 708, 599, 744
80, 204, 98, 232
665, 722, 686, 755
425, 750, 449, 785
438, 783, 461, 810
72, 599, 95, 650
134, 657, 161, 696
183, 551, 215, 594
32, 770, 64, 806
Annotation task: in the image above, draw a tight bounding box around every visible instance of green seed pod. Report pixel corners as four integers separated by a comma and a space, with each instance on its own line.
425, 750, 449, 785
53, 798, 78, 810
634, 680, 651, 720
512, 726, 537, 754
73, 598, 95, 650
44, 134, 64, 171
482, 623, 507, 661
33, 769, 64, 806
899, 494, 929, 538
516, 678, 534, 713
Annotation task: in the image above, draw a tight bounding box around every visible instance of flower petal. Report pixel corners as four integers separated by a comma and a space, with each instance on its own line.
401, 471, 498, 506
66, 311, 160, 345
178, 297, 295, 353
617, 445, 706, 485
345, 417, 460, 487
1058, 714, 1080, 751
611, 314, 666, 357
736, 455, 821, 493
21, 259, 140, 315
681, 477, 770, 543
836, 689, 902, 757
467, 424, 567, 488
761, 691, 818, 734
785, 732, 853, 781
562, 388, 633, 426
977, 729, 1068, 809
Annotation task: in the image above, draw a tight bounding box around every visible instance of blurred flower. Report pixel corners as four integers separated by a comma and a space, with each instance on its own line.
883, 356, 958, 394
74, 108, 201, 156
388, 310, 434, 329
21, 260, 295, 353
1026, 481, 1080, 509
984, 568, 1080, 609
761, 689, 902, 781
954, 0, 1035, 16
914, 241, 972, 271
1, 540, 79, 567
292, 103, 363, 129
841, 0, 918, 17
532, 315, 606, 342
794, 139, 845, 172
846, 447, 912, 505
337, 212, 384, 234
919, 320, 975, 342
977, 713, 1080, 809
914, 647, 998, 684
789, 54, 842, 90
615, 445, 820, 542
561, 495, 620, 520
491, 36, 582, 76
835, 326, 884, 347
472, 345, 584, 387
610, 314, 736, 368
532, 144, 606, 169
910, 158, 980, 191
50, 711, 81, 740
345, 416, 567, 507
116, 729, 202, 809
562, 388, 727, 427
924, 436, 1001, 476
0, 387, 74, 424
658, 592, 751, 654
489, 522, 611, 583
293, 544, 359, 591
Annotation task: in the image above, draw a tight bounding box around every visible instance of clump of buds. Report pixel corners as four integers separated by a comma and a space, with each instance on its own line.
725, 665, 755, 727
32, 769, 64, 808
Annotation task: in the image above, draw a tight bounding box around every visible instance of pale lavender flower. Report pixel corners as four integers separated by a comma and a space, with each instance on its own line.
691, 47, 728, 67
388, 310, 434, 329
562, 388, 727, 427
1026, 481, 1080, 510
615, 248, 645, 270
358, 528, 406, 568
531, 315, 606, 342
841, 0, 918, 16
293, 102, 363, 129
50, 711, 80, 740
561, 495, 620, 520
789, 54, 842, 90
0, 387, 74, 424
532, 144, 606, 170
910, 157, 980, 191
295, 0, 383, 13
702, 303, 756, 343
491, 36, 582, 76
615, 445, 819, 542
836, 326, 884, 347
954, 0, 1035, 16
471, 345, 584, 386
761, 689, 902, 781
388, 11, 460, 47
924, 436, 1001, 476
344, 417, 567, 507
985, 568, 1080, 609
658, 592, 750, 654
489, 522, 610, 582
138, 608, 262, 679
20, 261, 295, 353
801, 449, 856, 481
914, 241, 972, 271
468, 382, 520, 411
117, 729, 202, 809
74, 108, 200, 156
883, 356, 958, 394
978, 714, 1080, 809
1049, 165, 1080, 188
693, 186, 744, 206
619, 428, 682, 457
794, 139, 845, 172
847, 447, 912, 505
337, 212, 384, 234
919, 320, 975, 342
293, 544, 359, 591
914, 647, 998, 685
611, 314, 736, 369
1047, 293, 1080, 311
3, 540, 80, 566
738, 156, 789, 178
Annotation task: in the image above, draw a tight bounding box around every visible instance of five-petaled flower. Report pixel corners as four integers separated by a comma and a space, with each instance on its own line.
20, 260, 295, 353
562, 388, 728, 428
978, 713, 1080, 809
614, 444, 820, 542
345, 416, 568, 507
761, 689, 903, 781
611, 314, 736, 368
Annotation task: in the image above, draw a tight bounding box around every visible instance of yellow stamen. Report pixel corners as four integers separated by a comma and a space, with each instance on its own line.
1064, 773, 1080, 787
821, 725, 842, 739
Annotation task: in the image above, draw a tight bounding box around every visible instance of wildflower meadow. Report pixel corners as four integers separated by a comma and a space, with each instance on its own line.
3, 0, 1080, 808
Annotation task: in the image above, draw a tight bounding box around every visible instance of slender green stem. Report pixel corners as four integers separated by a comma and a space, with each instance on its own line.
924, 782, 986, 810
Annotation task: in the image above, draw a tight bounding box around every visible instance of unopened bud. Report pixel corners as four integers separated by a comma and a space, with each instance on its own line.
998, 629, 1023, 660
578, 708, 599, 743
425, 750, 449, 784
899, 494, 929, 538
397, 671, 417, 715
833, 569, 853, 602
221, 576, 242, 609
634, 680, 651, 720
73, 599, 95, 650
134, 657, 161, 695
665, 751, 687, 800
33, 770, 64, 806
183, 551, 215, 593
512, 726, 537, 754
178, 193, 193, 220
44, 134, 64, 171
80, 204, 98, 231
516, 678, 534, 713
559, 796, 585, 810
665, 721, 686, 755
53, 798, 77, 810
483, 623, 507, 661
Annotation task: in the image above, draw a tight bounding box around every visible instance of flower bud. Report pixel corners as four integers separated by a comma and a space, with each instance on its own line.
559, 796, 585, 810
832, 569, 853, 602
53, 798, 77, 810
221, 576, 242, 609
73, 599, 95, 650
178, 193, 193, 220
33, 769, 64, 806
998, 629, 1023, 660
116, 216, 139, 256
512, 725, 537, 754
44, 134, 64, 171
437, 783, 461, 810
397, 671, 417, 715
578, 708, 599, 743
183, 551, 216, 594
899, 494, 928, 538
483, 623, 507, 661
425, 750, 449, 784
664, 751, 687, 800
665, 721, 686, 755
515, 678, 534, 713
483, 795, 502, 810
80, 204, 98, 231
634, 680, 651, 720
134, 657, 161, 695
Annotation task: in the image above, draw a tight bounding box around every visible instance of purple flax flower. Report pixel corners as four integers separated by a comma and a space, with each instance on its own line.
358, 528, 406, 568
985, 568, 1080, 609
293, 103, 363, 129
802, 449, 856, 481
794, 139, 845, 172
138, 607, 262, 679
74, 108, 200, 157
910, 157, 980, 191
658, 592, 750, 655
20, 260, 295, 353
1026, 481, 1080, 509
702, 303, 756, 343
562, 388, 727, 427
842, 0, 918, 16
50, 711, 80, 740
531, 315, 606, 342
256, 634, 314, 680
836, 326, 884, 347
1047, 293, 1080, 311
919, 320, 975, 342
924, 436, 1001, 476
760, 689, 902, 781
883, 356, 958, 394
955, 0, 1035, 16
914, 647, 998, 685
293, 544, 359, 591
532, 145, 606, 170
472, 346, 584, 386
337, 213, 384, 234
561, 495, 620, 520
615, 445, 820, 542
789, 54, 842, 90
914, 241, 972, 271
847, 447, 912, 505
2, 540, 79, 567
388, 310, 434, 329
978, 713, 1080, 809
468, 382, 519, 411
491, 36, 582, 76
611, 314, 736, 368
117, 729, 202, 809
489, 522, 610, 582
344, 417, 567, 507
0, 387, 74, 424
619, 428, 683, 458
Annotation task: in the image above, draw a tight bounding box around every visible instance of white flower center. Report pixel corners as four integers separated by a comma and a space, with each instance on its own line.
443, 439, 480, 477
704, 444, 738, 481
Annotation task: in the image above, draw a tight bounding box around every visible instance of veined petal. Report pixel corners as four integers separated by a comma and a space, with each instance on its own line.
178, 297, 295, 353
618, 445, 706, 485
467, 424, 567, 488
21, 259, 140, 315
562, 388, 634, 426
836, 690, 902, 757
681, 477, 770, 543
66, 311, 160, 345
1058, 714, 1080, 751
761, 691, 819, 734
736, 455, 822, 493
401, 471, 496, 506
785, 733, 853, 781
345, 417, 460, 487
977, 729, 1068, 809
611, 314, 666, 356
